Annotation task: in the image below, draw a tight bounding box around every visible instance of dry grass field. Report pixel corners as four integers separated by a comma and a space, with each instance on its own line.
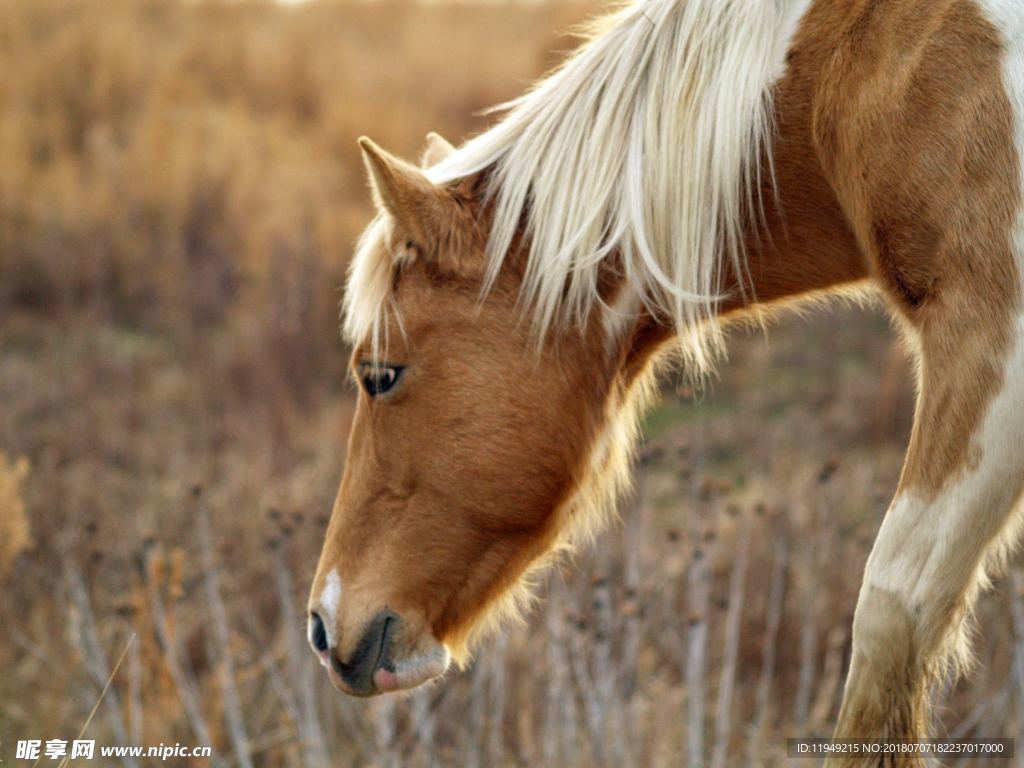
1, 1, 1022, 765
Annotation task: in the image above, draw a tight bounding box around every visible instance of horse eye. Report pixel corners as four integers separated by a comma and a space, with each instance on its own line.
359, 364, 403, 397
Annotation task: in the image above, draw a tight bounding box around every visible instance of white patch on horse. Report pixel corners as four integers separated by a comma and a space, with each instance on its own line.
864, 313, 1024, 614
320, 569, 343, 642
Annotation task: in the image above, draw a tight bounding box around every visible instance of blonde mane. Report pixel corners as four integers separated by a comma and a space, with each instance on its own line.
346, 0, 806, 368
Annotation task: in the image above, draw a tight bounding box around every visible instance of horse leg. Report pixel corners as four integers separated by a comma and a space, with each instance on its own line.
832, 307, 1024, 759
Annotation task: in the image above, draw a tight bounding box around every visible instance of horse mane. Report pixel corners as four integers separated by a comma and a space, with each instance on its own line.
346, 0, 803, 370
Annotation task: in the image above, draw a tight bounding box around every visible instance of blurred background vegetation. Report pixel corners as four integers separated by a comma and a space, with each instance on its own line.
0, 0, 1020, 765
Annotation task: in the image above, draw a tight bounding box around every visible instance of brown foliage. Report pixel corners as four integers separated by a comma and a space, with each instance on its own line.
0, 453, 30, 580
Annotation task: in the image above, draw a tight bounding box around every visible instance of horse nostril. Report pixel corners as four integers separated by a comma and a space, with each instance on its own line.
310, 611, 329, 653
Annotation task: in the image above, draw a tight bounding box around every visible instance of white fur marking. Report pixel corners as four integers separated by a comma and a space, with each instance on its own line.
320, 569, 342, 645
865, 314, 1024, 612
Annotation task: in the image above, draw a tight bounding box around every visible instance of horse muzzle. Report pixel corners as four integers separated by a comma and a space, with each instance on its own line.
308, 608, 450, 697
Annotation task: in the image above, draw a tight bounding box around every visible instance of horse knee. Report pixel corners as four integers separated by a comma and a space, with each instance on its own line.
851, 586, 917, 671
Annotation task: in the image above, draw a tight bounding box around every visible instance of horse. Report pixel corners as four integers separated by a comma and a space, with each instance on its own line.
307, 0, 1024, 758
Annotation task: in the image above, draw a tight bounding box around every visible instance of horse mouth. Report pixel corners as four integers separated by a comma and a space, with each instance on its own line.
371, 641, 451, 694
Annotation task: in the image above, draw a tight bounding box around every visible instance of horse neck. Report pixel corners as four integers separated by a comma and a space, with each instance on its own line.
725, 60, 868, 314
613, 50, 870, 378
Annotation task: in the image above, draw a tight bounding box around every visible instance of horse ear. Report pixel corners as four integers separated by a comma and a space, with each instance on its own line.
420, 131, 456, 168
359, 136, 448, 244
